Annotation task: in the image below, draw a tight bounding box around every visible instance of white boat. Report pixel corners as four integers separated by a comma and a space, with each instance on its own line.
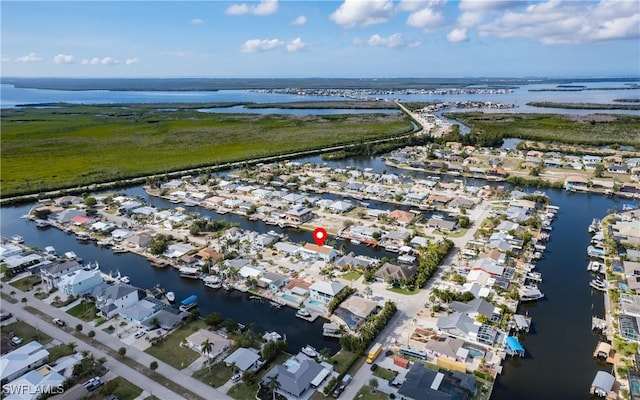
519, 285, 544, 301
590, 278, 607, 292
34, 219, 50, 228
44, 246, 56, 256
203, 276, 222, 289
75, 231, 91, 241
526, 272, 542, 283
112, 245, 128, 254
64, 251, 78, 260
10, 235, 24, 244
301, 345, 318, 358
166, 292, 175, 302
296, 308, 311, 318
587, 261, 603, 272
350, 239, 361, 245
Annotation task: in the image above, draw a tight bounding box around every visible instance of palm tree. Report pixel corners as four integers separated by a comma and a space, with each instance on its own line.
266, 374, 281, 400
364, 286, 373, 299
181, 338, 189, 348
67, 342, 78, 352
201, 339, 213, 371
369, 377, 379, 393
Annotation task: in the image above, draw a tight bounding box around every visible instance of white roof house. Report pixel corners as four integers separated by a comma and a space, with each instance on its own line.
224, 348, 262, 372
1, 342, 49, 382
309, 281, 346, 305
4, 366, 66, 400
56, 267, 104, 296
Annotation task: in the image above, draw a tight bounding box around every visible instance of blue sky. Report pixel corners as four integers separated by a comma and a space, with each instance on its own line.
1, 0, 639, 78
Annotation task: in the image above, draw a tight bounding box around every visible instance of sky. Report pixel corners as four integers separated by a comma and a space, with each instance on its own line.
1, 0, 639, 78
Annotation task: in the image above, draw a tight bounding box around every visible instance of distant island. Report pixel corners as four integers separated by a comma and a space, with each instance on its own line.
527, 101, 640, 110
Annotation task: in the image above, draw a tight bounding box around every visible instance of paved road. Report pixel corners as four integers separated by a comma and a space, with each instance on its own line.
338, 202, 492, 399
1, 285, 231, 400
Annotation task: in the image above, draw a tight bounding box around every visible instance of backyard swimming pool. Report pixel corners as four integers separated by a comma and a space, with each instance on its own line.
281, 294, 299, 302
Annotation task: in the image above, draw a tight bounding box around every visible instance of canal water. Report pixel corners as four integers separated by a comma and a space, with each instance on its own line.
1, 154, 630, 398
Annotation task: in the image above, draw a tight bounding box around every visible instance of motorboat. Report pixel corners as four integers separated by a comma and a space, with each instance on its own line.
10, 235, 24, 244
166, 292, 175, 302
75, 231, 92, 242
588, 218, 601, 234
526, 272, 542, 283
587, 261, 603, 272
112, 245, 128, 254
301, 345, 318, 358
519, 285, 544, 301
590, 278, 607, 292
204, 276, 222, 289
34, 219, 50, 228
296, 308, 311, 318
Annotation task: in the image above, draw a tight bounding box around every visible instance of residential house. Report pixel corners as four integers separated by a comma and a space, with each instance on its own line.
329, 200, 354, 213
285, 207, 314, 224
300, 244, 337, 262
56, 267, 103, 297
398, 363, 477, 400
39, 260, 84, 290
436, 312, 503, 346
258, 272, 289, 292
309, 281, 346, 305
335, 296, 379, 330
54, 196, 83, 206
375, 262, 417, 283
92, 283, 142, 319
4, 365, 67, 400
427, 218, 458, 231
224, 348, 263, 373
423, 336, 468, 366
0, 341, 49, 383
608, 165, 630, 174
471, 259, 505, 277
334, 255, 375, 271
449, 298, 500, 322
274, 242, 300, 257
0, 243, 22, 260
427, 194, 451, 206
119, 299, 160, 324
262, 355, 331, 400
387, 210, 415, 226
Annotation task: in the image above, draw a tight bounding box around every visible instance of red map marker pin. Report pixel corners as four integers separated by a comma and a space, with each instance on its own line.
312, 227, 328, 247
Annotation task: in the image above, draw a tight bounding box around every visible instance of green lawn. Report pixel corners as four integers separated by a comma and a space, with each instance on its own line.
144, 320, 204, 369
1, 105, 413, 196
91, 377, 143, 400
388, 286, 421, 295
66, 301, 99, 322
355, 385, 389, 400
228, 382, 259, 400
341, 271, 362, 281
373, 366, 398, 381
10, 275, 42, 292
192, 362, 234, 388
331, 350, 359, 374
48, 343, 77, 362
447, 228, 469, 238
2, 320, 53, 345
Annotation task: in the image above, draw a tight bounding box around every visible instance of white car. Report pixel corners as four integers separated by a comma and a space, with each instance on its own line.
11, 336, 23, 345
231, 373, 242, 383
134, 330, 146, 339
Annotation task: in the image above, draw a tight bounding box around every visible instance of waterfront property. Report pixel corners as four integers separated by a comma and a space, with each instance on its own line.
308, 281, 346, 306
397, 363, 477, 400
261, 353, 334, 400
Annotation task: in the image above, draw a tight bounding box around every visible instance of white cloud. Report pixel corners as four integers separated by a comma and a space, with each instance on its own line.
291, 15, 307, 25
1, 56, 11, 62
447, 28, 468, 42
330, 0, 395, 28
404, 1, 445, 30
81, 56, 119, 65
15, 52, 43, 63
367, 33, 406, 48
189, 18, 204, 25
53, 54, 74, 64
479, 0, 640, 44
226, 0, 278, 16
286, 37, 308, 52
159, 51, 186, 57
126, 58, 139, 65
241, 38, 284, 53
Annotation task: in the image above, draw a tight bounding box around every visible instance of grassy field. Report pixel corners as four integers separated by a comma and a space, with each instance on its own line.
91, 376, 143, 400
192, 361, 234, 388
373, 366, 398, 381
9, 276, 42, 292
66, 300, 99, 322
1, 104, 413, 196
2, 320, 53, 345
355, 385, 389, 400
47, 343, 77, 362
144, 320, 205, 369
447, 112, 640, 146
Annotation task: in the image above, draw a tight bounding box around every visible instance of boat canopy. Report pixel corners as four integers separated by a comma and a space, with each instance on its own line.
506, 336, 525, 352
181, 295, 198, 306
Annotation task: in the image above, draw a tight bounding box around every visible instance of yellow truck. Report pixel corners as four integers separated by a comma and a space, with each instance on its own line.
367, 342, 383, 364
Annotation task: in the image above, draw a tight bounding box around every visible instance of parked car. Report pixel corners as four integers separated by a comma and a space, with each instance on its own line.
83, 377, 100, 388
86, 378, 104, 391
52, 318, 65, 326
231, 373, 242, 383
385, 349, 394, 357
332, 386, 344, 398
389, 379, 402, 387
369, 363, 378, 371
11, 336, 23, 345
0, 312, 13, 321
134, 330, 146, 339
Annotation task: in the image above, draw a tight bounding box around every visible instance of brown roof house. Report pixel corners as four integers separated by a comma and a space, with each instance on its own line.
387, 210, 416, 226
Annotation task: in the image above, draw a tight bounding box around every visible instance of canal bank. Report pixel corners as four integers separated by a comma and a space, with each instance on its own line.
0, 154, 632, 398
